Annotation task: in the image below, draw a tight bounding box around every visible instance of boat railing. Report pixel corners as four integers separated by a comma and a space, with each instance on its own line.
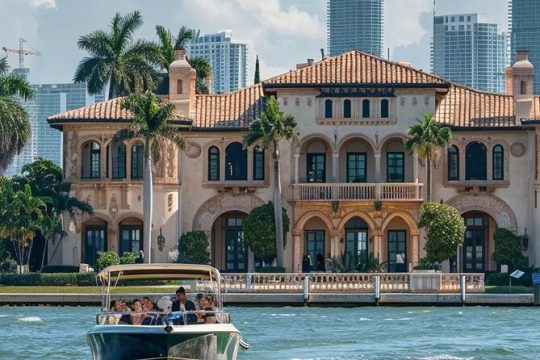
221, 272, 485, 294
96, 310, 231, 326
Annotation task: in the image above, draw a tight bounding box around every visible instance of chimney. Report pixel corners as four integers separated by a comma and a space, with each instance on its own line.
505, 50, 534, 122
307, 58, 314, 66
168, 50, 196, 118
320, 48, 326, 60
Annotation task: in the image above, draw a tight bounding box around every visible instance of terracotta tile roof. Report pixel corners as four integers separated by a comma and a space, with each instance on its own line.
48, 96, 131, 121
435, 84, 516, 128
193, 84, 265, 129
264, 50, 449, 86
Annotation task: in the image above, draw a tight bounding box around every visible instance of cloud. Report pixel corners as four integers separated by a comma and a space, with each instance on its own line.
29, 0, 57, 9
385, 0, 431, 51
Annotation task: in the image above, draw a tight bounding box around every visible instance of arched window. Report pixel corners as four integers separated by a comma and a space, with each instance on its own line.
253, 147, 264, 180
447, 146, 459, 180
465, 142, 487, 180
324, 99, 333, 118
131, 143, 144, 180
344, 218, 368, 271
381, 99, 389, 118
225, 142, 247, 180
81, 141, 100, 179
493, 145, 504, 180
362, 99, 370, 118
208, 146, 220, 181
343, 99, 352, 118
109, 139, 126, 179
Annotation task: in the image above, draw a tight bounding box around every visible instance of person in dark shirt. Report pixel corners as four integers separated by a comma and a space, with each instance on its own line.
171, 287, 197, 324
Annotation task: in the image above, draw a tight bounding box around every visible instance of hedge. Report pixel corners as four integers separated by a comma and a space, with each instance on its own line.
0, 273, 97, 286
486, 272, 532, 287
40, 266, 80, 273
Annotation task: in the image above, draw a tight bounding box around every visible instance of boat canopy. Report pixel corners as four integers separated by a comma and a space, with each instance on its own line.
97, 263, 221, 283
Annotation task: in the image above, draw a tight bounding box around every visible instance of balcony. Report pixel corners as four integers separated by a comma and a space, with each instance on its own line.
290, 182, 423, 201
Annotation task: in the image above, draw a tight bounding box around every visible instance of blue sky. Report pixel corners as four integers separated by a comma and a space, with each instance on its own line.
0, 0, 507, 85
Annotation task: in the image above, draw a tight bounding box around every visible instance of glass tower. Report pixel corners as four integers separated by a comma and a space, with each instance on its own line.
510, 0, 540, 94
188, 31, 248, 94
431, 14, 508, 93
327, 0, 384, 57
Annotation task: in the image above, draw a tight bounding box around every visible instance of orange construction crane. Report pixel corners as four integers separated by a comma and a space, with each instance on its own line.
2, 37, 41, 69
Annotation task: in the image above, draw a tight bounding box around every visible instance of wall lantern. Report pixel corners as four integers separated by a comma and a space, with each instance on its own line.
157, 227, 166, 252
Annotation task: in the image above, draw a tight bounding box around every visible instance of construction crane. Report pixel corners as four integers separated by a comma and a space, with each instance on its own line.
2, 37, 41, 69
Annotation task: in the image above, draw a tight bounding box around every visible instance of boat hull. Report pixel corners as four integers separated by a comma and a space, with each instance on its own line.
86, 324, 241, 360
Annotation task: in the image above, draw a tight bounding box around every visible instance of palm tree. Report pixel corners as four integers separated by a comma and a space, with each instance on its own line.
405, 113, 452, 202
74, 11, 159, 100
0, 56, 34, 173
121, 91, 185, 263
244, 96, 297, 268
154, 25, 211, 94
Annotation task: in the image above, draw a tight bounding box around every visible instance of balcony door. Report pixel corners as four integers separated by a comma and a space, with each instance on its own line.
347, 153, 367, 183
388, 230, 407, 272
305, 230, 325, 271
344, 218, 368, 271
463, 214, 486, 272
225, 216, 247, 272
307, 153, 326, 183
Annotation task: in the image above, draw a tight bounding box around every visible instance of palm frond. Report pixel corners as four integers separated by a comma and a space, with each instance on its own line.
0, 56, 8, 75
175, 26, 196, 50
0, 98, 31, 172
0, 74, 34, 99
77, 30, 113, 57
74, 57, 112, 95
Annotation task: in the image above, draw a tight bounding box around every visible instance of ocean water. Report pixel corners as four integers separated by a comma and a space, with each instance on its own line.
0, 306, 538, 359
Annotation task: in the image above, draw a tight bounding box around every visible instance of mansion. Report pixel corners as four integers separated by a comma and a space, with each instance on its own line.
48, 49, 540, 273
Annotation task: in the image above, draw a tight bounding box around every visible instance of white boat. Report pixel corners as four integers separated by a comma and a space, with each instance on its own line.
87, 263, 248, 360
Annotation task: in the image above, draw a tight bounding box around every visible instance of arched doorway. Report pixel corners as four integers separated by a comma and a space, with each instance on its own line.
462, 211, 496, 272
212, 211, 247, 272
118, 217, 143, 254
303, 216, 331, 272
82, 218, 107, 267
344, 218, 369, 271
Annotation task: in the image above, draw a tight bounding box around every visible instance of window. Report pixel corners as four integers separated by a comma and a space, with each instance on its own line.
387, 152, 404, 182
381, 99, 389, 118
324, 99, 333, 118
343, 99, 352, 118
447, 146, 459, 180
84, 225, 106, 267
253, 147, 264, 180
131, 143, 144, 180
208, 146, 220, 181
493, 145, 504, 180
465, 142, 487, 180
388, 230, 407, 273
305, 230, 325, 271
225, 142, 247, 180
307, 153, 326, 183
82, 141, 101, 179
110, 141, 126, 179
225, 215, 246, 272
362, 99, 370, 118
347, 153, 367, 183
119, 225, 142, 253
344, 218, 368, 271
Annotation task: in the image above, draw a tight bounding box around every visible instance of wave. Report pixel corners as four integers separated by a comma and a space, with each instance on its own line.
18, 316, 42, 322
420, 356, 474, 360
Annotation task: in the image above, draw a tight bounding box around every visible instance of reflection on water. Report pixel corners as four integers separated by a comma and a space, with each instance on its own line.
0, 306, 538, 359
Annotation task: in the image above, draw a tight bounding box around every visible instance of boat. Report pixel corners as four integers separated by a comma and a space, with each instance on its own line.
87, 263, 249, 360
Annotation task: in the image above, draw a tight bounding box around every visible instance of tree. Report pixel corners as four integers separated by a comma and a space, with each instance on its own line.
121, 91, 185, 263
74, 11, 159, 100
177, 231, 210, 265
243, 202, 290, 260
493, 228, 528, 271
254, 55, 260, 84
405, 113, 452, 202
244, 96, 297, 268
154, 25, 211, 94
419, 202, 466, 264
0, 56, 34, 173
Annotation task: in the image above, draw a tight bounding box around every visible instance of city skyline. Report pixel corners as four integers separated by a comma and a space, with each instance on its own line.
0, 0, 508, 87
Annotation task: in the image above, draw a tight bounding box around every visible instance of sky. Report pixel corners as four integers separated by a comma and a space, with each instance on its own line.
0, 0, 508, 85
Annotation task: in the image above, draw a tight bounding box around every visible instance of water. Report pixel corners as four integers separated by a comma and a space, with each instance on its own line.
0, 306, 539, 359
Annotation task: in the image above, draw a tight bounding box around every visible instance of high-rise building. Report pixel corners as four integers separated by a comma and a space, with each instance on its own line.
5, 73, 105, 176
431, 14, 508, 93
188, 31, 247, 94
510, 0, 540, 94
327, 0, 384, 57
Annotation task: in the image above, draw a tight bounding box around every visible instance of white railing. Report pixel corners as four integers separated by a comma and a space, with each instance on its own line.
221, 272, 484, 294
291, 183, 423, 201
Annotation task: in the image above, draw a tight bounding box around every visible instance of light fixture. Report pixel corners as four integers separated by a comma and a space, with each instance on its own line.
157, 227, 166, 252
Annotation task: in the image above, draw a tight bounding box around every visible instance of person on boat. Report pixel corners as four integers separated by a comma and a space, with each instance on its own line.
195, 296, 212, 323
171, 287, 197, 324
130, 299, 146, 325
110, 299, 127, 312
142, 296, 155, 311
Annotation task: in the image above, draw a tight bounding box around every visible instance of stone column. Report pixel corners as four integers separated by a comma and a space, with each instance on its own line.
459, 149, 466, 181
294, 154, 300, 184
293, 229, 302, 272
373, 231, 383, 261
374, 153, 382, 182
126, 143, 132, 180
411, 232, 419, 267
332, 152, 339, 182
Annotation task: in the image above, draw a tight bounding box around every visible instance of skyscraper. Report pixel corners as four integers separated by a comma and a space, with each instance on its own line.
510, 0, 540, 94
188, 31, 247, 94
327, 0, 384, 57
5, 74, 105, 177
431, 14, 508, 93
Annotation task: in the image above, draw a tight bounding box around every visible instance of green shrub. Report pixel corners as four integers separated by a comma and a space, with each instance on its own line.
0, 272, 97, 286
419, 202, 466, 263
413, 258, 435, 270
493, 229, 529, 272
177, 231, 210, 264
96, 251, 120, 271
486, 272, 532, 287
243, 201, 290, 258
120, 252, 138, 265
40, 265, 79, 273
0, 258, 17, 273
